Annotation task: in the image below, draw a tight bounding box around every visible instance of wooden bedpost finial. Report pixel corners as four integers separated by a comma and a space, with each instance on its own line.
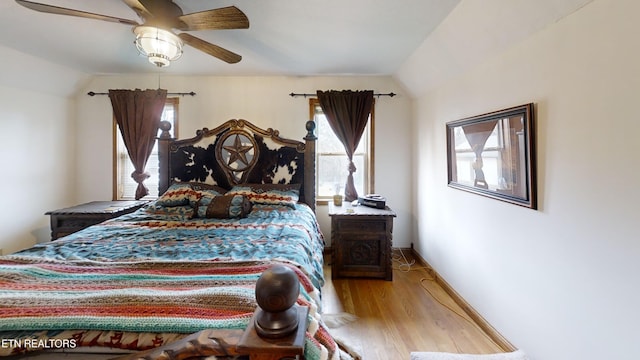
159, 120, 173, 139
304, 120, 317, 140
254, 265, 300, 339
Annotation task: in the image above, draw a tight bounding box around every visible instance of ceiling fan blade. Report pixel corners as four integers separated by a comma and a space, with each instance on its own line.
15, 0, 138, 26
177, 6, 249, 31
178, 33, 242, 64
122, 0, 154, 21
124, 0, 187, 31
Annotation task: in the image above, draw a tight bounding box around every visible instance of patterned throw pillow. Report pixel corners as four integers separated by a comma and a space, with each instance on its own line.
143, 204, 195, 220
227, 184, 300, 208
156, 182, 202, 207
194, 194, 252, 219
189, 182, 228, 196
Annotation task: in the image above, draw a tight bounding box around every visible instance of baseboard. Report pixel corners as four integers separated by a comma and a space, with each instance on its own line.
404, 248, 516, 352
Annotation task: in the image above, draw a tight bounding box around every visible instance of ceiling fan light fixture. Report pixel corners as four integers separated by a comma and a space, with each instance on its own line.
133, 25, 183, 67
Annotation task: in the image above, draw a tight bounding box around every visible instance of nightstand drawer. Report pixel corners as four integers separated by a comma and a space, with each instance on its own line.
55, 217, 105, 230
336, 219, 387, 233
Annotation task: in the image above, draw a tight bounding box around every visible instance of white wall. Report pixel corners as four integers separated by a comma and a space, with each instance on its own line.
0, 46, 85, 253
74, 75, 413, 248
409, 0, 639, 359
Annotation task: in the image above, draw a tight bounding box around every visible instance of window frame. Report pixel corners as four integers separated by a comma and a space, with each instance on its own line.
112, 97, 179, 200
309, 98, 375, 205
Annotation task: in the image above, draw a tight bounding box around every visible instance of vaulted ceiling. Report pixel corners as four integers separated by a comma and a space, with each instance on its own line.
0, 0, 594, 95
0, 0, 461, 75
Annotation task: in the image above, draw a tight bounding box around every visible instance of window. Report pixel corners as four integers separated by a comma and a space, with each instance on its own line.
113, 98, 179, 200
309, 98, 374, 202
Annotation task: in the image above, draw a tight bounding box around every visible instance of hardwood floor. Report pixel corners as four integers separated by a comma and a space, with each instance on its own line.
321, 249, 507, 359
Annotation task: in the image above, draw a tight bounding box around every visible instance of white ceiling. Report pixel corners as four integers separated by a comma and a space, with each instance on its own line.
0, 0, 462, 76
0, 0, 597, 99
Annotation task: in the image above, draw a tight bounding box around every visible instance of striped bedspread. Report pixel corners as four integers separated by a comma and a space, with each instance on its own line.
0, 260, 280, 333
0, 203, 341, 359
14, 203, 325, 290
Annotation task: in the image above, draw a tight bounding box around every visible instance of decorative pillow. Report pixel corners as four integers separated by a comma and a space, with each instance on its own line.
227, 184, 300, 208
143, 204, 195, 220
188, 182, 228, 196
156, 182, 202, 207
194, 194, 252, 219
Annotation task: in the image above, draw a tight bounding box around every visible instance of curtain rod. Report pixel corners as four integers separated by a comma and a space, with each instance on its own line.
87, 91, 196, 97
289, 92, 396, 98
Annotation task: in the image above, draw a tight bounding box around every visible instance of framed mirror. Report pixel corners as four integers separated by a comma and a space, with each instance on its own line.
446, 103, 537, 209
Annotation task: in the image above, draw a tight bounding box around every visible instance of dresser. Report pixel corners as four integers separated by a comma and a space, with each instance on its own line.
45, 200, 147, 240
328, 202, 396, 280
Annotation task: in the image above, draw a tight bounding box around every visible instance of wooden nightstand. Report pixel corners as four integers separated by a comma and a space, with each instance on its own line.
45, 200, 147, 240
328, 202, 396, 280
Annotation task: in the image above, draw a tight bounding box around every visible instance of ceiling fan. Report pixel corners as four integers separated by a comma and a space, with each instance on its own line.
15, 0, 250, 67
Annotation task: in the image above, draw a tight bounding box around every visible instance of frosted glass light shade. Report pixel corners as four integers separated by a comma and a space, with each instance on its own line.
133, 26, 183, 67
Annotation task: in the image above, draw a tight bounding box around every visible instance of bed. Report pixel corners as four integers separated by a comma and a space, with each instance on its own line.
0, 119, 350, 359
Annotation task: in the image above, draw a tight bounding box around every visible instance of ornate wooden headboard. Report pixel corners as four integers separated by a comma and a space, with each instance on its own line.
157, 119, 317, 210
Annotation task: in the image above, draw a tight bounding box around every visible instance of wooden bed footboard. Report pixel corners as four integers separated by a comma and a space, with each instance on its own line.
158, 119, 317, 210
114, 265, 309, 360
113, 329, 244, 360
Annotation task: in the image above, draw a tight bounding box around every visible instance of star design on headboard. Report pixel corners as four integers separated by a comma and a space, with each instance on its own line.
223, 134, 254, 167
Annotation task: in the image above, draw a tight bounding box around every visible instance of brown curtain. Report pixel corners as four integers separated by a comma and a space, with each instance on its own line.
317, 90, 374, 201
109, 89, 167, 199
